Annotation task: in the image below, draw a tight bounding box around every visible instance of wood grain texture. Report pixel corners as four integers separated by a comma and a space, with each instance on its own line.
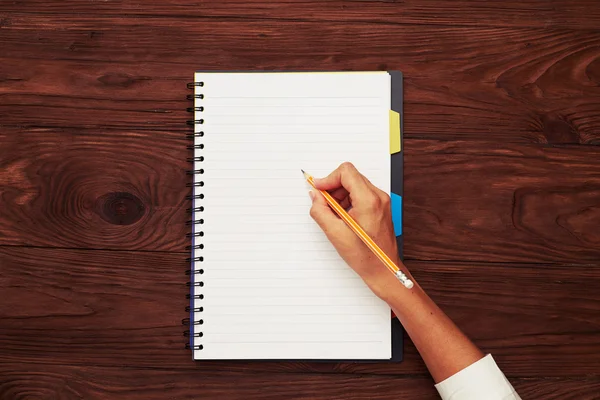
0, 127, 189, 250
2, 1, 600, 397
2, 127, 599, 263
403, 139, 600, 263
0, 365, 436, 400
1, 0, 599, 30
2, 246, 599, 377
1, 15, 600, 143
1, 363, 600, 400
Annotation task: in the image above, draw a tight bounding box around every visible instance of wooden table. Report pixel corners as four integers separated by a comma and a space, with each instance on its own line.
1, 1, 600, 398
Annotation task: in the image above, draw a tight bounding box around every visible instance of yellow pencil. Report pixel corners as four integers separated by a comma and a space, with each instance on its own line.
302, 170, 414, 289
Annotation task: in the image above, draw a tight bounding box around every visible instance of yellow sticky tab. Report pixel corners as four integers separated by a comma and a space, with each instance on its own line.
389, 110, 401, 154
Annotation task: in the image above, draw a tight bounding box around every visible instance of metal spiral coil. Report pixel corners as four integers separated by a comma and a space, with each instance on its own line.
185, 80, 205, 352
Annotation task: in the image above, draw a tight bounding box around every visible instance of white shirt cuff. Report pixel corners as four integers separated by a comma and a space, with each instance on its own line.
435, 354, 521, 400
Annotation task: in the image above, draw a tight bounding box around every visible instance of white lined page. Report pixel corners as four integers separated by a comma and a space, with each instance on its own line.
192, 72, 391, 360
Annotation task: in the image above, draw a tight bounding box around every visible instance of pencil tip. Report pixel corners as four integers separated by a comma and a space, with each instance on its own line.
301, 169, 305, 174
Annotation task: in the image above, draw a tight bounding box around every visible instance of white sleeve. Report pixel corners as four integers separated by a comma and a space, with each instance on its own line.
435, 354, 521, 400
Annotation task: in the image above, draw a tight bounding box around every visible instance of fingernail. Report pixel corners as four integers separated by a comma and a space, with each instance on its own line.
308, 190, 315, 201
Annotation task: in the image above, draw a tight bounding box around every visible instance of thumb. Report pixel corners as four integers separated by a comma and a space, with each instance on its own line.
309, 190, 344, 235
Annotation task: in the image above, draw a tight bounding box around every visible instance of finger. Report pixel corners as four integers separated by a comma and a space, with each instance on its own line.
309, 190, 344, 234
313, 162, 371, 198
329, 187, 349, 201
329, 187, 351, 209
339, 196, 351, 210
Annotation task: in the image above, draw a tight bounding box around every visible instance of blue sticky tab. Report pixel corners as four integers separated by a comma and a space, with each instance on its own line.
390, 193, 402, 237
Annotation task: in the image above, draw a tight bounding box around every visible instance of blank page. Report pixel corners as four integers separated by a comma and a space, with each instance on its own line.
191, 72, 391, 360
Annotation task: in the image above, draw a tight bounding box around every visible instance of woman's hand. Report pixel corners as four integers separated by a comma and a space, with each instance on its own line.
308, 162, 402, 298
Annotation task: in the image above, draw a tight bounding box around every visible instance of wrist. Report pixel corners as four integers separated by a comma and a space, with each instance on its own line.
362, 260, 416, 304
364, 271, 406, 303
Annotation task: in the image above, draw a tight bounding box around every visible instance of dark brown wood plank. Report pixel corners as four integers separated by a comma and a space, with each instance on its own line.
2, 246, 599, 377
0, 127, 189, 250
1, 15, 600, 143
0, 364, 438, 400
1, 363, 600, 400
1, 0, 600, 30
2, 127, 599, 262
403, 139, 600, 263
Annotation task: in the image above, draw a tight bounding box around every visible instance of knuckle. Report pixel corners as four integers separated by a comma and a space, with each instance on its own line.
340, 162, 355, 173
381, 193, 391, 207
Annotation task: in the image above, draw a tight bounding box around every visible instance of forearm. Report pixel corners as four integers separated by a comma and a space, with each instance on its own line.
370, 265, 484, 383
310, 163, 519, 398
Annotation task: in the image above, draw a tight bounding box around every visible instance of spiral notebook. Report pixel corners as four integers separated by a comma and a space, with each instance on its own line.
185, 71, 404, 361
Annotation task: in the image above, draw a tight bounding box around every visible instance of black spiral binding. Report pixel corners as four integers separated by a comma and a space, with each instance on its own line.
184, 81, 205, 352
